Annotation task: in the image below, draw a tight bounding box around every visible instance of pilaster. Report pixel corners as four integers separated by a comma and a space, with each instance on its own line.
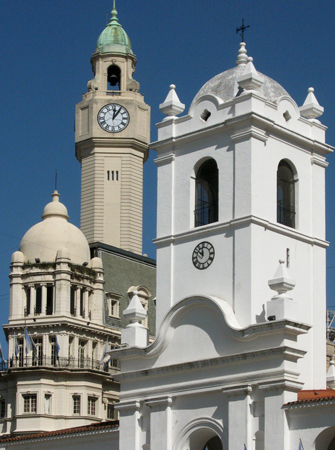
117, 400, 142, 450
224, 385, 252, 450
145, 397, 173, 450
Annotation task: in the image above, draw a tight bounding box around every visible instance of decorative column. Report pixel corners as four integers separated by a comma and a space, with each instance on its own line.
41, 284, 47, 315
76, 288, 81, 318
31, 286, 36, 317
224, 385, 252, 450
116, 401, 142, 450
84, 289, 89, 319
54, 248, 72, 315
9, 252, 24, 320
145, 397, 173, 450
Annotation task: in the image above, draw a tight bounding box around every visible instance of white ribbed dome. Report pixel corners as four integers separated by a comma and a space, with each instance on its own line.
190, 42, 291, 110
19, 191, 90, 265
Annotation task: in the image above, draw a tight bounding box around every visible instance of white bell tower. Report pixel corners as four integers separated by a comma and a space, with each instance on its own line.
75, 1, 150, 254
152, 43, 333, 388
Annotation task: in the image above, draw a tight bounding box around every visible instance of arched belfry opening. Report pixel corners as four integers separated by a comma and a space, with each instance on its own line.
194, 159, 218, 227
327, 437, 335, 450
277, 160, 296, 228
202, 435, 223, 450
107, 65, 121, 90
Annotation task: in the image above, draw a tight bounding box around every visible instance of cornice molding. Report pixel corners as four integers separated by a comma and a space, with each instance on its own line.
154, 215, 329, 249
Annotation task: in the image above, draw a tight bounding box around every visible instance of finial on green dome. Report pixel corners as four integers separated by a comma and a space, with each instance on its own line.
110, 0, 118, 24
94, 0, 133, 56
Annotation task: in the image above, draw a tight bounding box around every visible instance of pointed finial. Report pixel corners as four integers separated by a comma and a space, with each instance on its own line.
299, 87, 324, 120
268, 259, 295, 297
110, 0, 119, 24
51, 190, 60, 203
236, 42, 248, 66
159, 84, 185, 119
237, 56, 263, 91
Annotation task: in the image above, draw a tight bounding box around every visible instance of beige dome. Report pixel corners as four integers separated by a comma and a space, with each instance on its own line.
19, 191, 90, 265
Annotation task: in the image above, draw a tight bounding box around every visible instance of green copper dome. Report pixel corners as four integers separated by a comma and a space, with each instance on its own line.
94, 1, 133, 55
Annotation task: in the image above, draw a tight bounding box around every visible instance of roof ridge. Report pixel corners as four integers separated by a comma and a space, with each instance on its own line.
0, 420, 119, 443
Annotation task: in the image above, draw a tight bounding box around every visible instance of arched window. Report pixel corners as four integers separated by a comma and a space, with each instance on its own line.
195, 159, 218, 227
107, 65, 121, 90
277, 160, 295, 228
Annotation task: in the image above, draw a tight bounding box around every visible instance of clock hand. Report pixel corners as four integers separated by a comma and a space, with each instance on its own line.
113, 107, 122, 120
195, 248, 204, 258
111, 105, 117, 120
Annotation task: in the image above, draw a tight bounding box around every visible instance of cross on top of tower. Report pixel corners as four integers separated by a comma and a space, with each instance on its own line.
236, 19, 250, 42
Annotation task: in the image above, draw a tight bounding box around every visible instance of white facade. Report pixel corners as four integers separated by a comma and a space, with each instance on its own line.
113, 43, 335, 450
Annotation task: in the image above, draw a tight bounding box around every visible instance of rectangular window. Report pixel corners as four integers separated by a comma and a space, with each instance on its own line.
46, 286, 53, 315
23, 394, 37, 413
17, 338, 24, 367
111, 171, 114, 181
92, 342, 97, 368
68, 337, 74, 361
110, 358, 119, 370
50, 337, 57, 366
70, 287, 76, 316
35, 286, 42, 315
78, 340, 86, 368
32, 338, 43, 366
88, 397, 96, 416
111, 299, 119, 317
107, 401, 118, 420
44, 394, 51, 414
107, 293, 121, 318
107, 170, 110, 181
73, 395, 80, 415
116, 171, 119, 181
0, 400, 5, 418
80, 290, 84, 318
26, 288, 31, 316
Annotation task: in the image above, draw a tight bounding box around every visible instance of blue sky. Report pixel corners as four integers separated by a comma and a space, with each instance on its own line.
0, 0, 335, 355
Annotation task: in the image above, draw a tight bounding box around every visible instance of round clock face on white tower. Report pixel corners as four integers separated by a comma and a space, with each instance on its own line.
192, 241, 215, 270
97, 103, 130, 133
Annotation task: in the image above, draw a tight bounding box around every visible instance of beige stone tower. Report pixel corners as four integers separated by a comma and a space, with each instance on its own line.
75, 2, 150, 254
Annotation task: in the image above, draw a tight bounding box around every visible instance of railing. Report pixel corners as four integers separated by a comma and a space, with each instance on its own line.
277, 201, 295, 228
7, 356, 120, 373
194, 201, 218, 227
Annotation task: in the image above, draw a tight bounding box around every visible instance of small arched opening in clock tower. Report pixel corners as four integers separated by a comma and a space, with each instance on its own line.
107, 64, 121, 91
194, 158, 218, 227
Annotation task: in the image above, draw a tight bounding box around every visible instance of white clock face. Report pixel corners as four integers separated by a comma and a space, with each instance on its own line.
97, 103, 130, 133
192, 241, 215, 270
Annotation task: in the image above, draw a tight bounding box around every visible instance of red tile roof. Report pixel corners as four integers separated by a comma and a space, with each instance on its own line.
286, 389, 335, 406
0, 420, 119, 443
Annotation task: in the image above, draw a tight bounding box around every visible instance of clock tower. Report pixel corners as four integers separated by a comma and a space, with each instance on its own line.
75, 1, 150, 254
